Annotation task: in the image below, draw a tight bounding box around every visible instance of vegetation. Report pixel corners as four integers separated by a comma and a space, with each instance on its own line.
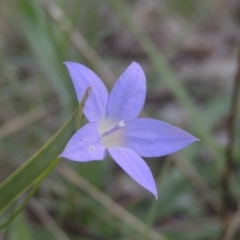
0, 0, 240, 239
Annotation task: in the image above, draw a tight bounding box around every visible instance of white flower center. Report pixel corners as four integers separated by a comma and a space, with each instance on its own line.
98, 118, 125, 148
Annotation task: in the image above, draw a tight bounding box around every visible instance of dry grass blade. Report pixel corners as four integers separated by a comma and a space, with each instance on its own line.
222, 45, 240, 237
173, 155, 221, 213
0, 105, 46, 141
222, 205, 240, 240
58, 164, 168, 240
29, 198, 70, 240
40, 0, 115, 88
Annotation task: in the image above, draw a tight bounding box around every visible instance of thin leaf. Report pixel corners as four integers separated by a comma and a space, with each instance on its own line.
0, 88, 90, 214
0, 114, 75, 214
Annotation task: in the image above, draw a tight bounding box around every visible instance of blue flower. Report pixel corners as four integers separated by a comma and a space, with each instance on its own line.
60, 62, 198, 198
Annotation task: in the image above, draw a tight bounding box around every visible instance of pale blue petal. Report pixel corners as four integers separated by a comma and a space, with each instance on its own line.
106, 62, 146, 122
108, 147, 157, 198
123, 118, 198, 157
60, 123, 106, 162
65, 62, 108, 123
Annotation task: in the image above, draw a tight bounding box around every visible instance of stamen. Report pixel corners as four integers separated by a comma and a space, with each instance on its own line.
118, 120, 125, 127
98, 118, 126, 148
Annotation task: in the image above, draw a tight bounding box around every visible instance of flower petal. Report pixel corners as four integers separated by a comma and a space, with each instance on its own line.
106, 62, 146, 122
123, 118, 198, 157
65, 62, 108, 123
108, 147, 157, 198
60, 123, 106, 162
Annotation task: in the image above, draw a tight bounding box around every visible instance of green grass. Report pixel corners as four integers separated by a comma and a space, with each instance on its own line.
0, 0, 240, 239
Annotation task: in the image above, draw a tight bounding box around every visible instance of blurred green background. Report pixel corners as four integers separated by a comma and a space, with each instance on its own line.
0, 0, 240, 239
